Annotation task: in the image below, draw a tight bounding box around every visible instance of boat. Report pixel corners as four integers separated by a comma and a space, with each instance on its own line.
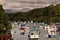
28, 26, 40, 40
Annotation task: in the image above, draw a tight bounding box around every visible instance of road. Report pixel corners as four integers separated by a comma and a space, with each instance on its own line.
11, 24, 29, 40
11, 23, 60, 40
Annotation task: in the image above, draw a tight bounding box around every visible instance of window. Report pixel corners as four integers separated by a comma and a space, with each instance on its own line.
31, 33, 33, 35
53, 27, 55, 28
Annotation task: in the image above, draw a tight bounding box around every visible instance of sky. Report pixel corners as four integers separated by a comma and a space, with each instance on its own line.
0, 0, 60, 9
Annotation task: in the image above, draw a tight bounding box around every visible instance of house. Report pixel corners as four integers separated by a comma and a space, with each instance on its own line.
11, 21, 19, 28
45, 25, 50, 30
0, 34, 12, 40
44, 24, 57, 36
48, 25, 57, 36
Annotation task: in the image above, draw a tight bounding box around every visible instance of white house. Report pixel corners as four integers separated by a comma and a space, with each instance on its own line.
11, 21, 19, 28
45, 25, 50, 30
48, 25, 57, 36
44, 24, 57, 36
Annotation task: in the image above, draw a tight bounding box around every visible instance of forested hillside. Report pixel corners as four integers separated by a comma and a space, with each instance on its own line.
8, 4, 60, 23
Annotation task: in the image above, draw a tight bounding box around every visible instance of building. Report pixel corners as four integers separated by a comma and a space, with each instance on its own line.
0, 34, 12, 40
49, 25, 57, 36
44, 25, 57, 36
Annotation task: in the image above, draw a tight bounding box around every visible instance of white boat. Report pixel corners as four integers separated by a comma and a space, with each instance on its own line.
28, 27, 40, 40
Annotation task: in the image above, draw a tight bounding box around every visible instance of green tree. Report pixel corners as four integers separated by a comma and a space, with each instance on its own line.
6, 23, 12, 30
0, 5, 8, 24
0, 24, 4, 30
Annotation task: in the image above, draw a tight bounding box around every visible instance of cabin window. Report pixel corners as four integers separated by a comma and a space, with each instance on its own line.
53, 27, 55, 28
31, 33, 33, 35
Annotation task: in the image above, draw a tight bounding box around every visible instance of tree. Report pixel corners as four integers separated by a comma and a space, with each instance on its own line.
6, 23, 12, 30
0, 24, 4, 30
0, 5, 8, 24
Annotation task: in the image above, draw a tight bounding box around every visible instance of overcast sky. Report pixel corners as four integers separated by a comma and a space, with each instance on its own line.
0, 0, 60, 9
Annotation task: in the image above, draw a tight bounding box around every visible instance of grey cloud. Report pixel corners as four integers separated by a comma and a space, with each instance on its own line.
0, 0, 6, 5
6, 0, 60, 4
2, 0, 60, 11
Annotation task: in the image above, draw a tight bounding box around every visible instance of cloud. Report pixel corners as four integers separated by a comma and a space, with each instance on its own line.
4, 2, 21, 8
4, 2, 50, 9
6, 0, 60, 4
0, 0, 6, 5
2, 0, 60, 9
